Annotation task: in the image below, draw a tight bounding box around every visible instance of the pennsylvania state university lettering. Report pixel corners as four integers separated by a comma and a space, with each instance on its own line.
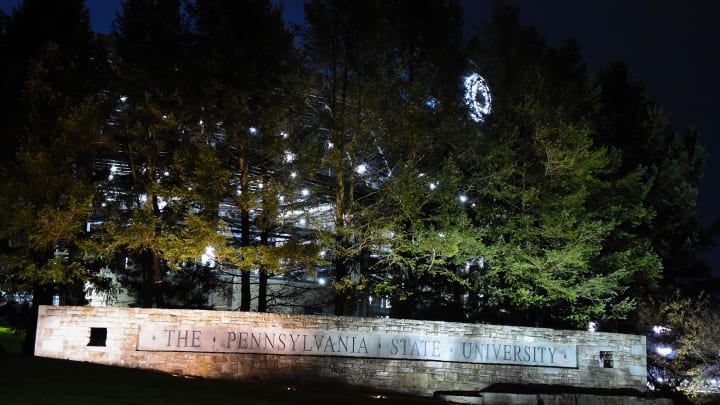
137, 325, 577, 368
226, 331, 369, 354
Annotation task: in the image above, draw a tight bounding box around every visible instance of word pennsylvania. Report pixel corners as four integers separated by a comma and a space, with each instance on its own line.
137, 325, 577, 368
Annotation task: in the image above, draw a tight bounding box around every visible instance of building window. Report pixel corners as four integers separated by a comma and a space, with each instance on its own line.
88, 327, 107, 347
599, 351, 613, 368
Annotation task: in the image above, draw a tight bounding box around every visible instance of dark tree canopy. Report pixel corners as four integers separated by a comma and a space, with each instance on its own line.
0, 0, 713, 340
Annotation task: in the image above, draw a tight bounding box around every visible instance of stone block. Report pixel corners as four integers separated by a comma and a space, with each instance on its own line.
402, 372, 429, 388
34, 306, 649, 399
631, 344, 645, 356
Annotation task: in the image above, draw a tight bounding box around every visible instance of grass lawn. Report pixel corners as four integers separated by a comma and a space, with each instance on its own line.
0, 327, 445, 404
0, 325, 24, 353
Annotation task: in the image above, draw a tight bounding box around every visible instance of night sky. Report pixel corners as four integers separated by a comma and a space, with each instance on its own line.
2, 0, 719, 273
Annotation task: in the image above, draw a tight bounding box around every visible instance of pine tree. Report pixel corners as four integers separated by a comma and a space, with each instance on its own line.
190, 0, 308, 311
0, 0, 106, 352
464, 4, 662, 327
96, 0, 229, 307
597, 64, 712, 300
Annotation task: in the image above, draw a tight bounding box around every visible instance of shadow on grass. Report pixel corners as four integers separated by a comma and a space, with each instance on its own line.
0, 326, 445, 405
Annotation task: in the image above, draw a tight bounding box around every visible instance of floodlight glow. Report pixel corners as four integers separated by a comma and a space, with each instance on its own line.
656, 346, 673, 357
290, 171, 297, 179
652, 325, 671, 335
201, 245, 215, 267
463, 72, 492, 122
284, 151, 296, 163
249, 127, 258, 135
355, 163, 367, 175
301, 188, 310, 196
458, 194, 468, 203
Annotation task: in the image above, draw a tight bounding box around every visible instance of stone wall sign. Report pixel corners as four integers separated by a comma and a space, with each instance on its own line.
137, 325, 577, 368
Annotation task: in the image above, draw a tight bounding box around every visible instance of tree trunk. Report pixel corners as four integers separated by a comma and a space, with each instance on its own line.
258, 230, 269, 312
141, 251, 153, 307
334, 257, 347, 315
240, 207, 251, 311
333, 161, 347, 316
239, 155, 251, 311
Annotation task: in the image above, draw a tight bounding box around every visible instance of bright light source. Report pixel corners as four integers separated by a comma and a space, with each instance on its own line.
458, 194, 468, 203
429, 182, 438, 190
301, 188, 310, 197
656, 346, 673, 357
653, 325, 671, 335
463, 72, 492, 123
290, 171, 297, 179
249, 127, 258, 135
318, 278, 326, 286
284, 151, 296, 163
327, 141, 334, 149
280, 131, 289, 139
355, 163, 367, 175
587, 321, 598, 332
119, 95, 127, 103
201, 245, 215, 267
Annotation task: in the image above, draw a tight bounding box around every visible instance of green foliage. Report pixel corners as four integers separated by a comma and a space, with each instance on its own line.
0, 0, 709, 331
458, 4, 667, 327
639, 292, 720, 398
598, 64, 712, 299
